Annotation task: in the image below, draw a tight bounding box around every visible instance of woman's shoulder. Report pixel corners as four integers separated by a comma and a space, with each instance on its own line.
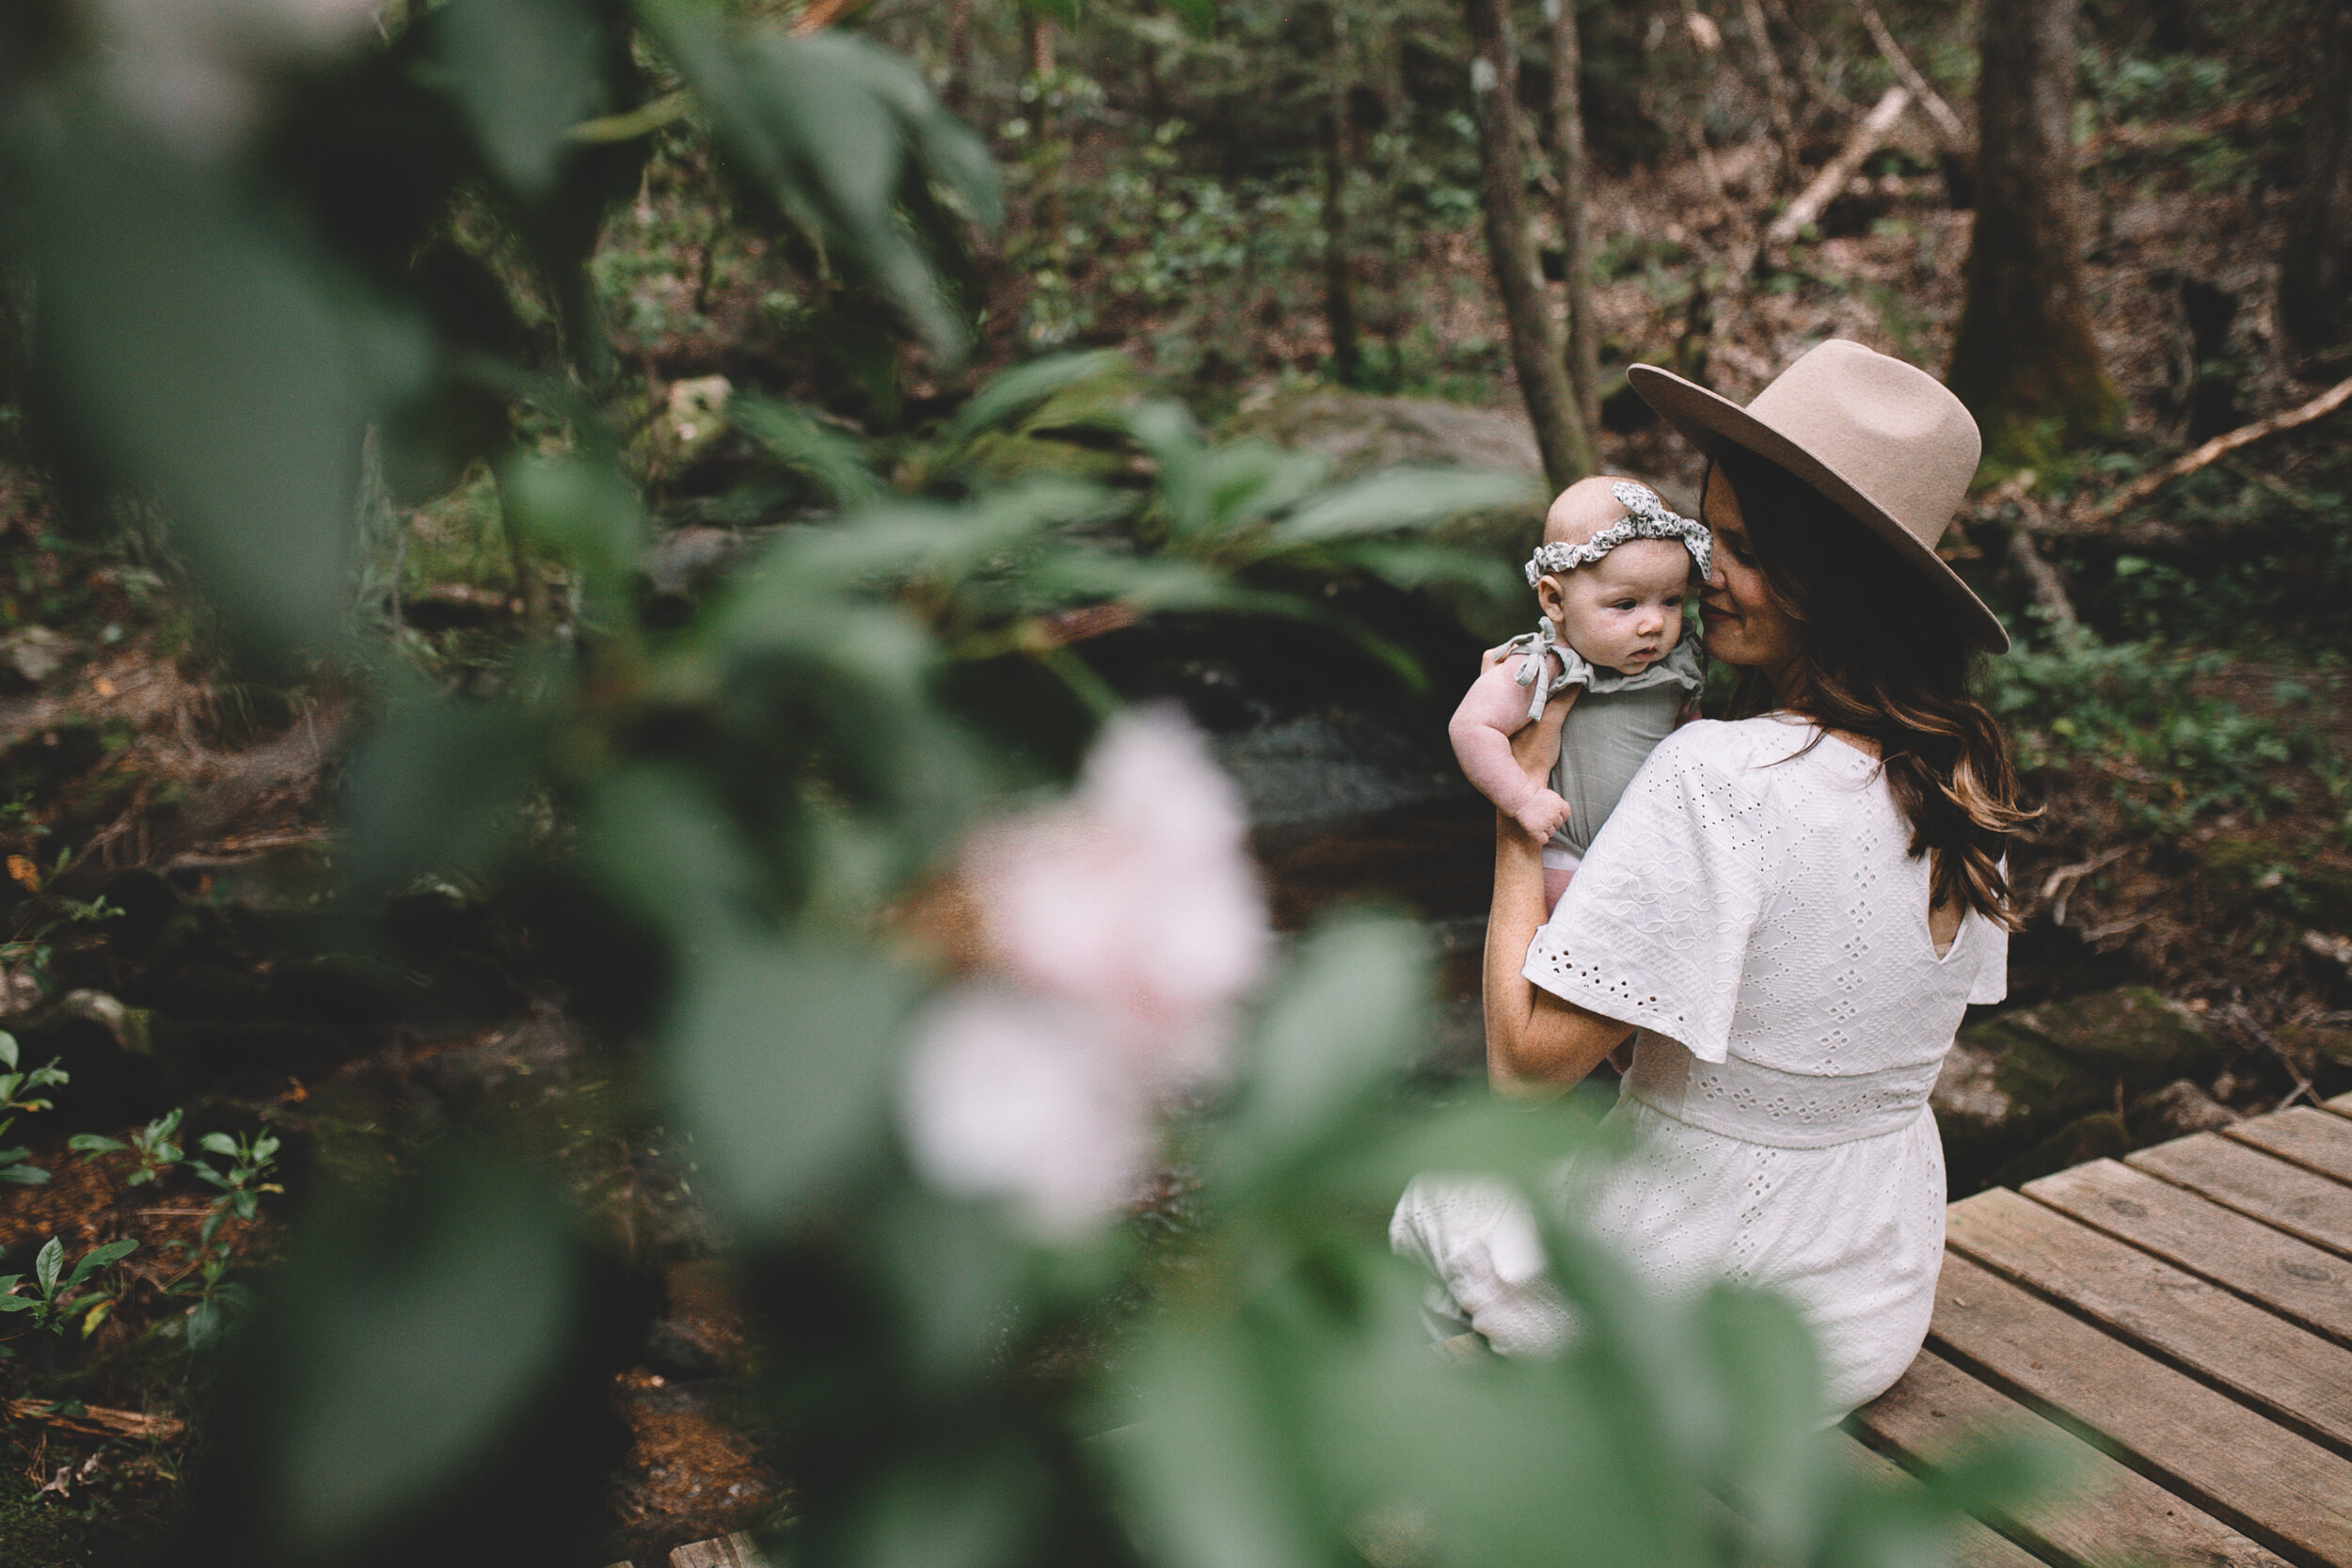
1645, 714, 1834, 778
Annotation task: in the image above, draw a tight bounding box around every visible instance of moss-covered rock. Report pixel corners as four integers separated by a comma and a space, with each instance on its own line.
1933, 985, 2222, 1195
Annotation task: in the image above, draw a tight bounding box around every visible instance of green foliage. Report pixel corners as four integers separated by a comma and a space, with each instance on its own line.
0, 1237, 138, 1343
0, 1031, 67, 1188
0, 8, 2053, 1563
1983, 628, 2305, 835
71, 1106, 185, 1187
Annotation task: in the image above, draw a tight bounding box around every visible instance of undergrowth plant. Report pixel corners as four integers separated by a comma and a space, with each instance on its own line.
0, 1032, 67, 1188
0, 4, 2056, 1565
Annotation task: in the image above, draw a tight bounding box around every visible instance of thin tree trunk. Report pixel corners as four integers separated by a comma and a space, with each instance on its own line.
1541, 0, 1597, 433
1946, 0, 2122, 468
942, 0, 972, 117
1321, 46, 1364, 386
1736, 0, 1801, 177
2278, 0, 2352, 363
1463, 0, 1593, 488
1025, 16, 1062, 246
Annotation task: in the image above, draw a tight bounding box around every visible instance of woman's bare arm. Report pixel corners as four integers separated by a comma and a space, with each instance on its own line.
1483, 696, 1636, 1094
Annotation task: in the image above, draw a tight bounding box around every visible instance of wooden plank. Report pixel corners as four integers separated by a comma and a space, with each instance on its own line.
2325, 1091, 2351, 1118
1826, 1427, 2051, 1568
2229, 1106, 2352, 1186
1947, 1188, 2352, 1455
2129, 1132, 2352, 1258
2025, 1159, 2352, 1349
670, 1535, 769, 1568
1854, 1347, 2293, 1568
1927, 1250, 2352, 1565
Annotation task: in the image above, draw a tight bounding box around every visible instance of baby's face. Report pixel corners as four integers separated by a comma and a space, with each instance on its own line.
1540, 538, 1692, 673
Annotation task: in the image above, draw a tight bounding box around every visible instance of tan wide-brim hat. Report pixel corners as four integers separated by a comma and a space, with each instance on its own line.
1629, 339, 2008, 653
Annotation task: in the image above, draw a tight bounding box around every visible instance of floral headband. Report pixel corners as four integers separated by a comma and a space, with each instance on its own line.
1523, 482, 1714, 586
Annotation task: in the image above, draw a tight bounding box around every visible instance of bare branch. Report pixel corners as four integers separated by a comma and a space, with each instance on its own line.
1854, 1, 1968, 150
2079, 374, 2352, 525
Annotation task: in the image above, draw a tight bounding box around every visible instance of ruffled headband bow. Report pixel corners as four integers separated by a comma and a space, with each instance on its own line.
1523, 482, 1713, 586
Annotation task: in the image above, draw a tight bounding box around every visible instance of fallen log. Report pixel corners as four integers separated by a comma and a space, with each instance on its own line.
3, 1397, 185, 1444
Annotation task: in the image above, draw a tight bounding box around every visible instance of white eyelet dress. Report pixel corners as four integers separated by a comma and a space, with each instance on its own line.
1391, 716, 2007, 1414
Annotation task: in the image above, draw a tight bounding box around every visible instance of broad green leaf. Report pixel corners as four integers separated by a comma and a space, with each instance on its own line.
938, 350, 1129, 451
31, 128, 383, 657
1265, 467, 1542, 548
437, 0, 607, 197
200, 1132, 242, 1158
1216, 916, 1429, 1191
0, 1032, 16, 1070
0, 1295, 37, 1313
1696, 1286, 1829, 1560
1331, 541, 1522, 598
263, 1160, 576, 1558
846, 1447, 1046, 1568
663, 937, 916, 1231
0, 1164, 49, 1186
729, 398, 885, 509
34, 1237, 61, 1297
582, 765, 761, 938
63, 1238, 137, 1291
340, 695, 542, 898
1117, 1318, 1322, 1568
1160, 0, 1216, 33
501, 453, 645, 608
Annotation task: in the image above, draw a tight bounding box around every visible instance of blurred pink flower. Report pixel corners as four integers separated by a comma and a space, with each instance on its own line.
966, 707, 1269, 1085
898, 989, 1153, 1238
898, 708, 1270, 1235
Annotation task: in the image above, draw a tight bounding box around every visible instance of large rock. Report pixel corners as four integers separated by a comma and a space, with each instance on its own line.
1933, 986, 2222, 1195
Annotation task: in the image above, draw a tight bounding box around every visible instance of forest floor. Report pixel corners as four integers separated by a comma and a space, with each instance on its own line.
3, 91, 2350, 1563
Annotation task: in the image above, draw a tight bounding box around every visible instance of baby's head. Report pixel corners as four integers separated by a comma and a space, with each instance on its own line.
1533, 476, 1695, 673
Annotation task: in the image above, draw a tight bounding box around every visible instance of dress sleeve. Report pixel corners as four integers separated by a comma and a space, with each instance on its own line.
1521, 724, 1773, 1062
1968, 869, 2010, 1005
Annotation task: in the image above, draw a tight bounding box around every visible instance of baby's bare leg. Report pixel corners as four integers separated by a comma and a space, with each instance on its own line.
1541, 863, 1572, 914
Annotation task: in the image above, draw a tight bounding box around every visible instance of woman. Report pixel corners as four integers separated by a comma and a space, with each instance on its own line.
1392, 340, 2029, 1415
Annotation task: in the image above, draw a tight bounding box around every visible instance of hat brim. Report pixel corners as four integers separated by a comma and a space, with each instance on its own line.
1628, 362, 2010, 654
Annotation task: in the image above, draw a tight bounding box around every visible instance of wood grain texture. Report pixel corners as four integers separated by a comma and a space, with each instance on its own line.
1827, 1427, 2051, 1568
2129, 1132, 2352, 1258
1854, 1347, 2294, 1568
2326, 1091, 2351, 1118
2025, 1158, 2352, 1348
670, 1534, 768, 1568
1929, 1250, 2352, 1563
1947, 1188, 2352, 1455
2229, 1106, 2352, 1185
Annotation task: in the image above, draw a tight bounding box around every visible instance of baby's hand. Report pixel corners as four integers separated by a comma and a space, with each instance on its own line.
1513, 788, 1570, 843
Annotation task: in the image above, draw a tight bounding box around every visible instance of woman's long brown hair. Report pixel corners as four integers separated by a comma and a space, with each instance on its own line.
1712, 445, 2032, 929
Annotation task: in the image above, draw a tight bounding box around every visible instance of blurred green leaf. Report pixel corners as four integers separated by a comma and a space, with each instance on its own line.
437, 0, 607, 197
640, 8, 981, 356
1014, 0, 1083, 26
501, 451, 645, 609
583, 766, 762, 938
730, 398, 887, 510
1118, 1318, 1322, 1568
1264, 467, 1542, 549
846, 1447, 1046, 1568
340, 696, 542, 898
664, 936, 916, 1231
31, 129, 382, 657
939, 351, 1130, 451
263, 1161, 576, 1558
1695, 1285, 1828, 1560
1217, 916, 1428, 1191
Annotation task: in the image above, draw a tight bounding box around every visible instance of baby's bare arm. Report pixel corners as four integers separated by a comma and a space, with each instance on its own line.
1451, 656, 1574, 838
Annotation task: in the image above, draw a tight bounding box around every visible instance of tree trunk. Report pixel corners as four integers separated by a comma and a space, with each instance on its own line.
1463, 0, 1594, 489
942, 0, 972, 117
1946, 0, 2122, 469
2278, 0, 2352, 363
1541, 0, 1598, 433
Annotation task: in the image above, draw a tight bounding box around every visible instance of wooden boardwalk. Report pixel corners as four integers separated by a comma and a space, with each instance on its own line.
1852, 1090, 2352, 1568
632, 1094, 2352, 1568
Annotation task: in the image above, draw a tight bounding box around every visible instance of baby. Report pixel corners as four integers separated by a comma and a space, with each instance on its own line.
1450, 476, 1712, 911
